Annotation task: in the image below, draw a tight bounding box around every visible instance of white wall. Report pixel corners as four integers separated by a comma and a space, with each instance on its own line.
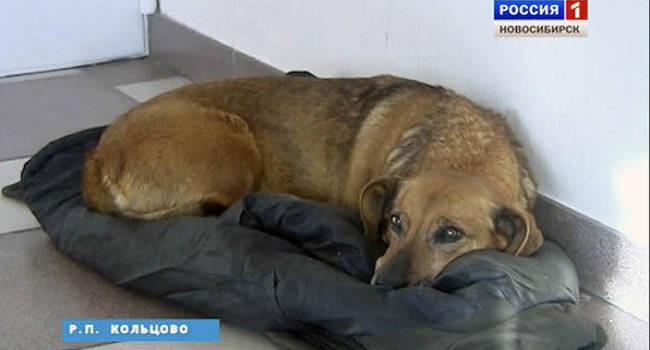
160, 0, 649, 248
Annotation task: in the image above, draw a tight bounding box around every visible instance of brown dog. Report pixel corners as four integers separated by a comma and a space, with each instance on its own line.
82, 74, 543, 287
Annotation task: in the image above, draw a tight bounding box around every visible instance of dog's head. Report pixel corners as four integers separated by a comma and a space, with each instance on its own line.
359, 171, 543, 288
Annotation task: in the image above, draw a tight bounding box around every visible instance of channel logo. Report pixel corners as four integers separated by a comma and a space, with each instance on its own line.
566, 1, 588, 20
494, 0, 588, 37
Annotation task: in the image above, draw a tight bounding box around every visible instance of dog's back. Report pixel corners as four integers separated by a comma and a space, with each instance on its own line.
156, 75, 449, 203
83, 75, 535, 219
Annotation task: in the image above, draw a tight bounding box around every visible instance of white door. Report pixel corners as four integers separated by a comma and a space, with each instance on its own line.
0, 0, 148, 77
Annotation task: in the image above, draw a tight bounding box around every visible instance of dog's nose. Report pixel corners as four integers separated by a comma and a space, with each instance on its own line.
371, 271, 408, 288
371, 250, 411, 288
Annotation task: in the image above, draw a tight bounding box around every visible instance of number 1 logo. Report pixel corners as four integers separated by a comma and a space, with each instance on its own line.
566, 1, 588, 20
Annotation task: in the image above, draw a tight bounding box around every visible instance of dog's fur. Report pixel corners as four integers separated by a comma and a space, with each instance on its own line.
83, 75, 543, 287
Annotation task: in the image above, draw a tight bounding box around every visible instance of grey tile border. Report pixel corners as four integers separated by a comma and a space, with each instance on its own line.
148, 14, 282, 82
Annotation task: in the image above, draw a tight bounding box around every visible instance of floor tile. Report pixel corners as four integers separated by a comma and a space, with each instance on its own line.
0, 72, 137, 160
0, 229, 279, 350
82, 58, 179, 87
0, 157, 40, 235
0, 229, 187, 350
115, 76, 193, 103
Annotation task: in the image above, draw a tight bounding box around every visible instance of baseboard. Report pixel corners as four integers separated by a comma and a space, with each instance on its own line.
148, 14, 282, 82
147, 13, 648, 322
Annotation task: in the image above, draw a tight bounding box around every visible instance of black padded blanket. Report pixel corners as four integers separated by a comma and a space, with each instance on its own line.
15, 127, 606, 349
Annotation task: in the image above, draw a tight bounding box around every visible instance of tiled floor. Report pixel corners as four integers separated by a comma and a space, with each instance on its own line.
0, 58, 647, 350
0, 58, 283, 350
0, 157, 38, 234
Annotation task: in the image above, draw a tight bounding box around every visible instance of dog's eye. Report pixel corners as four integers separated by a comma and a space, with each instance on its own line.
435, 226, 464, 243
389, 214, 404, 235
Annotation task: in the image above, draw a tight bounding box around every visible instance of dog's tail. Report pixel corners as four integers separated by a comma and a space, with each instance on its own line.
82, 148, 119, 215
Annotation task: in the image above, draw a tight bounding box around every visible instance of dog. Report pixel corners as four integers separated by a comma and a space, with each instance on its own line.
82, 74, 543, 288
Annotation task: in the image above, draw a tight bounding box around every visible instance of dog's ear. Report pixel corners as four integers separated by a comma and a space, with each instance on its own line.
493, 207, 544, 256
358, 177, 401, 241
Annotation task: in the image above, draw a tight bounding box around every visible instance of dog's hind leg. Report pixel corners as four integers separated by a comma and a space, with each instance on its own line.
87, 101, 263, 220
120, 192, 231, 219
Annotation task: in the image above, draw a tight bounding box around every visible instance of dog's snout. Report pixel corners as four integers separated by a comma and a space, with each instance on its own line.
371, 249, 411, 288
371, 271, 408, 288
